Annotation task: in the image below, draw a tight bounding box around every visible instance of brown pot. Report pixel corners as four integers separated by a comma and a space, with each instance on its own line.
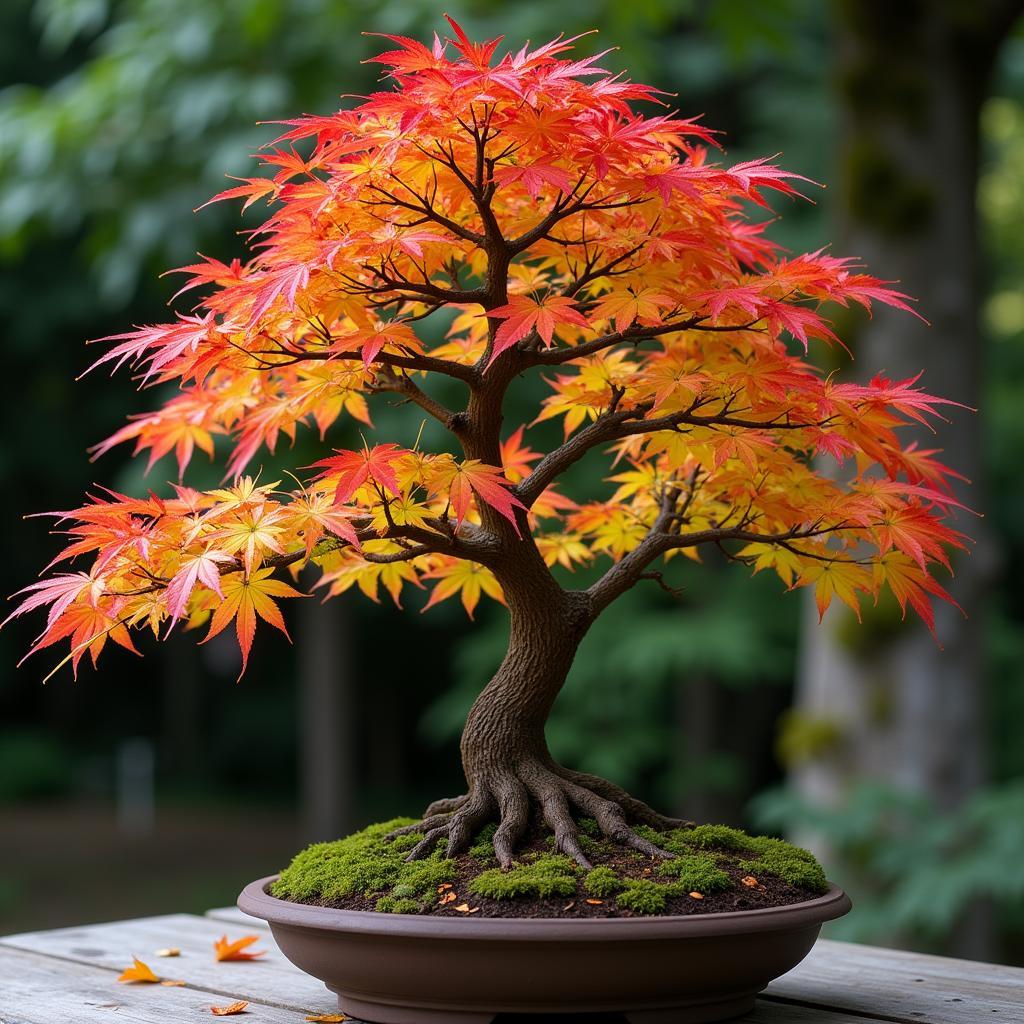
238, 875, 851, 1023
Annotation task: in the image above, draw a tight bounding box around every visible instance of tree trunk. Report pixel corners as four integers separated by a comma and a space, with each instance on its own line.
791, 0, 1015, 959
399, 548, 686, 866
460, 562, 591, 784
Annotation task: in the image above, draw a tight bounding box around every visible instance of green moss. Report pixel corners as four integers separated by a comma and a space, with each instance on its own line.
375, 896, 422, 914
616, 879, 667, 914
468, 823, 497, 862
469, 855, 578, 900
272, 818, 828, 915
271, 818, 456, 904
683, 824, 756, 853
658, 854, 731, 893
740, 836, 828, 894
584, 866, 623, 898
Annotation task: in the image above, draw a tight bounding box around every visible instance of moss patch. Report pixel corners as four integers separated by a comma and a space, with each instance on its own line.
469, 855, 578, 900
584, 866, 624, 898
271, 817, 457, 912
657, 854, 731, 893
272, 817, 829, 917
616, 879, 666, 914
740, 836, 827, 894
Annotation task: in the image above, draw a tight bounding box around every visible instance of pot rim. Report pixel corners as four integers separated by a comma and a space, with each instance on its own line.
238, 874, 851, 941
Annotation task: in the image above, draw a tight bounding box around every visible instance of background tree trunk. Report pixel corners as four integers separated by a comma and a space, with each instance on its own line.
792, 0, 1019, 959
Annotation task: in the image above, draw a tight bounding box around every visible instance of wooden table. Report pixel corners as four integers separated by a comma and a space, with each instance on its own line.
1, 905, 1021, 1022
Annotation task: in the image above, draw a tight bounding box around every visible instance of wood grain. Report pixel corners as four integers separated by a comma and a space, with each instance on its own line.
4, 912, 1024, 1023
766, 937, 1024, 1024
0, 945, 323, 1024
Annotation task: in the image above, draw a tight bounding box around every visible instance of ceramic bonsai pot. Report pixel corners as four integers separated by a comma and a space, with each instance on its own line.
238, 875, 851, 1023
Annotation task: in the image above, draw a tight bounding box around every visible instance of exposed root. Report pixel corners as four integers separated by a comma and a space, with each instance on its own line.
389, 763, 681, 870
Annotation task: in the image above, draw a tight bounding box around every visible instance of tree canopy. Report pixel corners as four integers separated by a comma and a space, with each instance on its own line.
8, 18, 964, 680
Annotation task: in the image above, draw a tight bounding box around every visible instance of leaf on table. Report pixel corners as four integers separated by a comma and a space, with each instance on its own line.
160, 979, 186, 986
211, 1001, 249, 1015
214, 934, 265, 961
117, 956, 159, 983
155, 947, 180, 957
305, 1015, 348, 1022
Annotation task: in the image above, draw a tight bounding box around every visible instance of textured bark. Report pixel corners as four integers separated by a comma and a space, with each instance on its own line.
792, 0, 1019, 958
396, 547, 687, 867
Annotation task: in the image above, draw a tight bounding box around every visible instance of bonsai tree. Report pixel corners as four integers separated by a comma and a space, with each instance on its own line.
8, 20, 964, 870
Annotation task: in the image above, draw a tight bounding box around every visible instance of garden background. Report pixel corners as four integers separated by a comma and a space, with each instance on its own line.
2, 0, 1023, 966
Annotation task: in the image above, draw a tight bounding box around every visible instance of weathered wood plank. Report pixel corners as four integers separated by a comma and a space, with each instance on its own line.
205, 905, 267, 929
0, 912, 332, 1013
7, 912, 1023, 1023
767, 937, 1024, 1024
0, 942, 888, 1024
0, 945, 326, 1023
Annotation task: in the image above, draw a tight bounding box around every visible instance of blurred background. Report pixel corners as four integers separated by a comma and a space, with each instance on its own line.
1, 0, 1022, 966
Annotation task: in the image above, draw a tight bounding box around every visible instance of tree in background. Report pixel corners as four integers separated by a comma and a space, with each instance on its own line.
8, 22, 964, 864
786, 0, 1023, 958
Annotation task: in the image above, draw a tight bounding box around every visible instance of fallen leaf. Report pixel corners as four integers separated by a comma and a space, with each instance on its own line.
305, 1016, 348, 1023
741, 875, 759, 888
155, 947, 180, 957
211, 1001, 249, 1016
585, 899, 604, 906
454, 903, 471, 913
117, 957, 159, 983
214, 935, 265, 961
439, 891, 457, 905
642, 868, 652, 875
160, 979, 186, 987
437, 883, 453, 892
689, 892, 704, 900
468, 907, 480, 914
562, 902, 575, 911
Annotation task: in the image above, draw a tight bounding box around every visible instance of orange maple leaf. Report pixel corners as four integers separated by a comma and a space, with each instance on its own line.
117, 957, 159, 983
213, 934, 266, 962
211, 1001, 250, 1016
485, 294, 589, 363
203, 570, 304, 680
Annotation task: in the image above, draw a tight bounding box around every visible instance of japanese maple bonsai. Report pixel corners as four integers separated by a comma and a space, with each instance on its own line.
9, 17, 964, 1021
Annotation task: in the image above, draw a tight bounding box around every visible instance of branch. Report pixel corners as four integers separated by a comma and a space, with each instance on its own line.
526, 317, 763, 367
368, 367, 464, 432
517, 397, 829, 507
586, 523, 846, 619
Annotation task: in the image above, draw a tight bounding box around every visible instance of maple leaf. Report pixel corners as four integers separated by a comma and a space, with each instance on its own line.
423, 560, 503, 618
211, 1002, 250, 1016
797, 560, 873, 623
485, 294, 589, 363
165, 550, 230, 624
214, 935, 265, 962
499, 426, 541, 483
310, 444, 406, 505
432, 459, 525, 531
118, 957, 159, 983
203, 572, 304, 680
